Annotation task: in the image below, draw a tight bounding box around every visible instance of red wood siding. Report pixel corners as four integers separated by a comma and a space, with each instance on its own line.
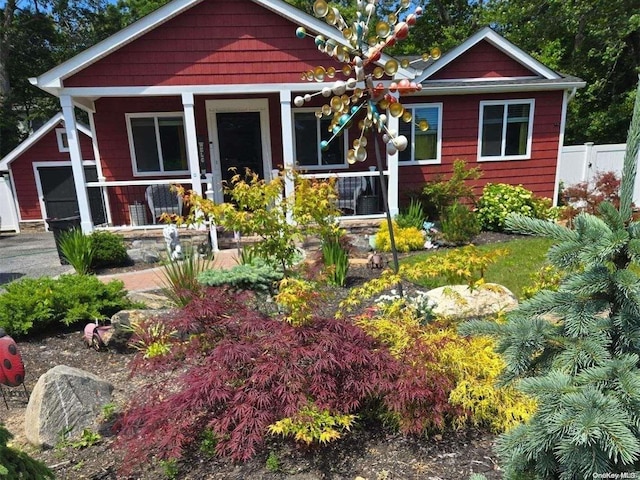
94, 94, 284, 224
65, 0, 339, 87
430, 41, 538, 80
10, 125, 94, 220
397, 90, 564, 206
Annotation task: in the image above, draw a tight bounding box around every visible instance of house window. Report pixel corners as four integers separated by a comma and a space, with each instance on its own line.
127, 113, 188, 175
479, 100, 534, 160
293, 111, 346, 168
398, 104, 441, 164
56, 129, 69, 152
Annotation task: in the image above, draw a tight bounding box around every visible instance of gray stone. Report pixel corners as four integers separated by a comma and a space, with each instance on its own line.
127, 291, 173, 310
127, 247, 160, 264
425, 283, 518, 320
102, 309, 172, 350
25, 365, 113, 448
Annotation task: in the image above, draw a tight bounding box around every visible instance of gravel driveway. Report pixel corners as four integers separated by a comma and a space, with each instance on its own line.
0, 232, 73, 286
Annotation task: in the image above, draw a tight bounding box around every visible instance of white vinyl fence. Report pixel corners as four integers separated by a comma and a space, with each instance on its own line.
558, 142, 640, 204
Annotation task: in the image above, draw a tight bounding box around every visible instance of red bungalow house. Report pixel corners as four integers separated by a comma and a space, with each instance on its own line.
21, 0, 584, 233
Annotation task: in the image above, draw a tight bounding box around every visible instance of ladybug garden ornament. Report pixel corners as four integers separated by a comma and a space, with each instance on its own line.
0, 327, 28, 409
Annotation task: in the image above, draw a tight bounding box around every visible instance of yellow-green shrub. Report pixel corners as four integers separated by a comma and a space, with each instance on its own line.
422, 323, 536, 432
374, 220, 424, 252
275, 278, 325, 326
268, 402, 356, 445
356, 300, 422, 357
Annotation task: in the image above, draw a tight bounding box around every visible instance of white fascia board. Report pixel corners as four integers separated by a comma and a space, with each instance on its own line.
34, 0, 205, 89
255, 0, 417, 80
408, 79, 586, 96
0, 113, 93, 170
417, 27, 560, 83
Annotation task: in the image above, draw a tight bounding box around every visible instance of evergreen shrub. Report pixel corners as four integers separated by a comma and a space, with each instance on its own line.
476, 183, 556, 231
440, 201, 481, 244
461, 84, 640, 478
197, 259, 283, 293
374, 220, 424, 252
90, 231, 130, 269
0, 424, 53, 479
0, 275, 133, 336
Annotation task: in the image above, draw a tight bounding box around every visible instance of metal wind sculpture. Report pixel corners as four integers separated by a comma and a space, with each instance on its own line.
294, 0, 439, 292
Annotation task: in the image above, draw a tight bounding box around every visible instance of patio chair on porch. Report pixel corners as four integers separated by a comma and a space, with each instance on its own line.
336, 177, 367, 214
145, 184, 183, 224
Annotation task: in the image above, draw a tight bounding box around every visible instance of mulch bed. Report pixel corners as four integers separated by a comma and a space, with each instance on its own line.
2, 233, 519, 479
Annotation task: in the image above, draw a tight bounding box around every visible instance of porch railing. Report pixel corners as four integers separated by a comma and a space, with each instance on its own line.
85, 178, 194, 228
298, 170, 388, 219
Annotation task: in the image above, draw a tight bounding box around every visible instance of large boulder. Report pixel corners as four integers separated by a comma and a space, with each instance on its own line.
25, 365, 113, 448
425, 283, 518, 320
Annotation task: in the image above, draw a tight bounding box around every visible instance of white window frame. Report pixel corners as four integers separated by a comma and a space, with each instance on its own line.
477, 99, 535, 162
398, 103, 442, 165
292, 109, 349, 170
55, 128, 69, 153
126, 112, 190, 177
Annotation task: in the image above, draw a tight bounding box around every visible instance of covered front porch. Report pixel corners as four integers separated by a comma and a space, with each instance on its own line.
56, 87, 401, 233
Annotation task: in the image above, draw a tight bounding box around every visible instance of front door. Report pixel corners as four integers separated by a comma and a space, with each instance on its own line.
206, 99, 272, 203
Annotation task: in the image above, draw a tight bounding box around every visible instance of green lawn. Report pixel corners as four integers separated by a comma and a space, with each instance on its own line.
402, 236, 555, 299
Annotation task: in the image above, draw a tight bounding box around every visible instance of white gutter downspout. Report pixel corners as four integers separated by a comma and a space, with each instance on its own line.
553, 87, 577, 206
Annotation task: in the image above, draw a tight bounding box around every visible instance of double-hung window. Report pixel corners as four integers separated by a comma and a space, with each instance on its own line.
127, 113, 189, 176
398, 104, 442, 164
478, 99, 534, 160
293, 110, 347, 168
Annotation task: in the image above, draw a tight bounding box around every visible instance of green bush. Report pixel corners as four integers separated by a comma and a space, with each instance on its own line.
0, 424, 53, 479
440, 202, 481, 244
476, 183, 556, 231
198, 259, 283, 294
422, 159, 482, 220
59, 229, 95, 275
91, 231, 130, 269
0, 275, 134, 337
395, 199, 425, 230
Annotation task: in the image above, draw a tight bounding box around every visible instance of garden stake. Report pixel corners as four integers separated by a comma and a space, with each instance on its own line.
374, 134, 403, 297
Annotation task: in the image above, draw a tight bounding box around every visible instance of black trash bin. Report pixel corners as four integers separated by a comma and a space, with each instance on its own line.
46, 215, 81, 265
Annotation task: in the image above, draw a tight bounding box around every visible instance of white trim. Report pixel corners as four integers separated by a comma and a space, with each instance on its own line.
0, 113, 92, 171
418, 27, 560, 83
291, 108, 349, 170
181, 92, 203, 196
398, 103, 442, 166
88, 111, 113, 227
31, 0, 416, 92
553, 90, 570, 206
7, 169, 23, 225
32, 160, 97, 225
477, 98, 535, 162
55, 128, 69, 152
53, 78, 587, 100
125, 112, 190, 177
205, 98, 272, 204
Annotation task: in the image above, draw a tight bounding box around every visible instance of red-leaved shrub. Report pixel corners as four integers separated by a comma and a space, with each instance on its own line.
114, 287, 458, 470
561, 170, 622, 219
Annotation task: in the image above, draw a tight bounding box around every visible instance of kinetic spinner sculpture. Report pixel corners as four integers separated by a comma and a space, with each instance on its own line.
294, 0, 438, 288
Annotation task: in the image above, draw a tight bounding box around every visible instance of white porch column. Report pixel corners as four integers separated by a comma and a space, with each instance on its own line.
387, 114, 400, 216
60, 95, 93, 233
88, 110, 113, 226
279, 90, 295, 207
182, 92, 203, 196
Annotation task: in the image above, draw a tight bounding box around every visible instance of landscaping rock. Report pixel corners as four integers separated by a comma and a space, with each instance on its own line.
426, 283, 518, 319
102, 309, 172, 350
24, 365, 113, 448
126, 247, 160, 264
127, 291, 173, 310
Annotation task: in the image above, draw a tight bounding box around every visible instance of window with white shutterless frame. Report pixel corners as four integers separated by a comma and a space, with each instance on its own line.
478, 99, 534, 161
56, 128, 69, 153
398, 103, 442, 164
292, 109, 348, 169
126, 112, 189, 176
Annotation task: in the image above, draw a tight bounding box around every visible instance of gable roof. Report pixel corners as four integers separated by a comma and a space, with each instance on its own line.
417, 27, 560, 83
31, 0, 416, 93
0, 113, 92, 171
